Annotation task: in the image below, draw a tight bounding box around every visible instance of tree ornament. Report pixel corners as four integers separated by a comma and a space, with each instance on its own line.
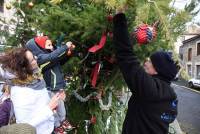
5, 3, 12, 10
84, 120, 90, 134
84, 116, 97, 134
115, 113, 119, 133
16, 8, 26, 18
105, 115, 112, 132
28, 2, 34, 8
108, 31, 113, 39
107, 15, 113, 22
133, 24, 157, 45
98, 92, 112, 111
72, 90, 98, 102
49, 0, 63, 5
90, 115, 97, 125
88, 32, 107, 53
40, 8, 45, 13
91, 62, 101, 87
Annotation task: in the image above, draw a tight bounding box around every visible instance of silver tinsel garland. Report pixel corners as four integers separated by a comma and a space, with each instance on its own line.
72, 90, 98, 102
98, 92, 112, 111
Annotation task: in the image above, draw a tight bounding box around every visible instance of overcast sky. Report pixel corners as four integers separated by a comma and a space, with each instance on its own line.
172, 0, 200, 23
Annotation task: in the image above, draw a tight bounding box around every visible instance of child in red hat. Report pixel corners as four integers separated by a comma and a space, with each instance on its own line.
26, 36, 75, 134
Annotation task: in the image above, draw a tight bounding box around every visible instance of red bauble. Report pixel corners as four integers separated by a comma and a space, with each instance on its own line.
107, 15, 113, 22
134, 24, 157, 45
108, 31, 113, 38
90, 116, 97, 125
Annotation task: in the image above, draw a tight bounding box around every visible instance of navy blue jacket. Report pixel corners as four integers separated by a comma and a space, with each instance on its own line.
26, 38, 69, 91
113, 13, 178, 134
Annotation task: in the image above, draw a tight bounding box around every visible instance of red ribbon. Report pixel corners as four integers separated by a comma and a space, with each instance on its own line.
88, 33, 107, 53
91, 62, 101, 87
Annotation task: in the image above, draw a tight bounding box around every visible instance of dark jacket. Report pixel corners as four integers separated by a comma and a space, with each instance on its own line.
113, 13, 178, 134
26, 39, 69, 91
0, 98, 11, 127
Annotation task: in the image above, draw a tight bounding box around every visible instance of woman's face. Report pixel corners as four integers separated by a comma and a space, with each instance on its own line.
25, 50, 38, 70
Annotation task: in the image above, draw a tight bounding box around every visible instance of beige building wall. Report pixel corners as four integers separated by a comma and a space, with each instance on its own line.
175, 24, 200, 53
180, 36, 200, 78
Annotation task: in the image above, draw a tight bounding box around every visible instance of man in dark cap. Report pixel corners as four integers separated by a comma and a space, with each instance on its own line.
113, 12, 178, 134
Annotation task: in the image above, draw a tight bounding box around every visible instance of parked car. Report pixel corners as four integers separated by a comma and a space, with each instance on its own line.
188, 78, 200, 88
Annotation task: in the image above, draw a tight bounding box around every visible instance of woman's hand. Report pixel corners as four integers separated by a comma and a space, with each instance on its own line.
59, 90, 66, 101
48, 93, 60, 111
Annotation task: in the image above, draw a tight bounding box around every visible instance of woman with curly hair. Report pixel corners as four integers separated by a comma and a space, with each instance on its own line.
0, 48, 65, 134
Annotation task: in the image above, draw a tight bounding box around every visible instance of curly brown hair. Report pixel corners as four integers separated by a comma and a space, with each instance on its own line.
0, 48, 33, 80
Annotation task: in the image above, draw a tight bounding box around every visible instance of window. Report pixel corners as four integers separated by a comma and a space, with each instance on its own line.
188, 48, 192, 61
0, 0, 4, 13
180, 54, 183, 60
187, 65, 192, 77
197, 43, 200, 56
197, 65, 200, 79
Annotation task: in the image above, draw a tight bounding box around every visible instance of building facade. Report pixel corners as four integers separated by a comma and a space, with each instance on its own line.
174, 24, 200, 53
179, 35, 200, 78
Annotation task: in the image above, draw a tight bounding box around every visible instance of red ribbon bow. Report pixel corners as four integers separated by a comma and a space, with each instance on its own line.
90, 62, 101, 87
88, 33, 107, 53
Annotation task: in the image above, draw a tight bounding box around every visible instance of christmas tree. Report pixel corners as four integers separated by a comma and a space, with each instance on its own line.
0, 0, 197, 133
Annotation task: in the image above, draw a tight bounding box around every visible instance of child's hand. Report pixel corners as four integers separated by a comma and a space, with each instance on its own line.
66, 41, 72, 47
66, 42, 75, 49
70, 44, 75, 50
66, 41, 75, 56
66, 42, 71, 48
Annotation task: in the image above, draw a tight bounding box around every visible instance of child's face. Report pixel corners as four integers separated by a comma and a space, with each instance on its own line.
45, 40, 54, 51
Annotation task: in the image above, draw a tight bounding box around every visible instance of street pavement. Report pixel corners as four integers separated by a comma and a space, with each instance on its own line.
172, 84, 200, 134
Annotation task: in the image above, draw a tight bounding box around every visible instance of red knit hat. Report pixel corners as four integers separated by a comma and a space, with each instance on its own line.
34, 36, 49, 49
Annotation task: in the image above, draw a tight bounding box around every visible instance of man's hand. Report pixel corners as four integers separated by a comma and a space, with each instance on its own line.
116, 4, 128, 14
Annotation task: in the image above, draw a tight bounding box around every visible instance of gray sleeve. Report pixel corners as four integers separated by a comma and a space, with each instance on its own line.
0, 65, 16, 80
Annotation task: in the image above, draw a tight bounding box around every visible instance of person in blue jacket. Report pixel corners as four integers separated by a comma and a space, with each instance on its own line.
26, 36, 75, 134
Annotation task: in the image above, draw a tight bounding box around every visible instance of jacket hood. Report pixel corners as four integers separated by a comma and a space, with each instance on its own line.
25, 38, 47, 56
